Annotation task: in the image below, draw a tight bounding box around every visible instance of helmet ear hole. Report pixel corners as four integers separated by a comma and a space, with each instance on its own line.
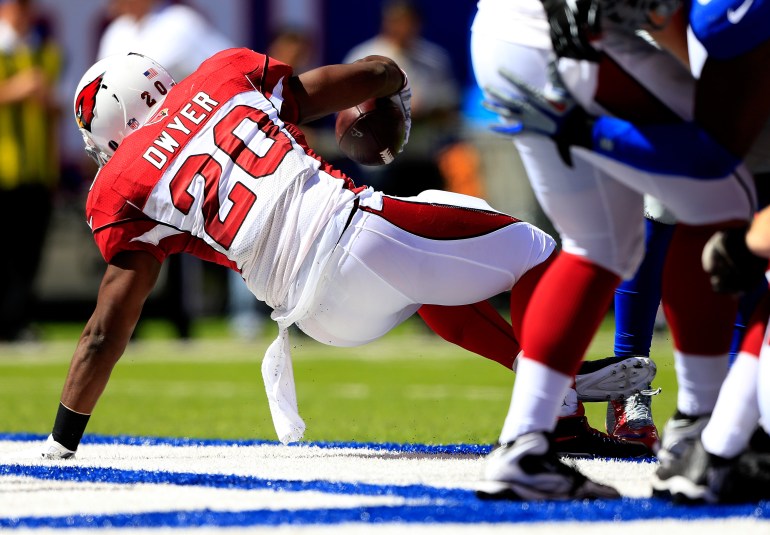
108, 140, 119, 151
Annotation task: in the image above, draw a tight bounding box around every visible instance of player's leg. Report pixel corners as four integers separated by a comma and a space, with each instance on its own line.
605, 214, 673, 448
471, 26, 651, 499
656, 223, 739, 459
652, 290, 770, 503
297, 188, 555, 346
418, 269, 653, 458
417, 301, 520, 369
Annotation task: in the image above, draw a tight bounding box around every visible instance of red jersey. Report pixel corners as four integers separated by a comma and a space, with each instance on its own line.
86, 48, 360, 306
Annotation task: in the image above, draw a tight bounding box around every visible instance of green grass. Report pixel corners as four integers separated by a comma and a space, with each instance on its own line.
0, 315, 677, 444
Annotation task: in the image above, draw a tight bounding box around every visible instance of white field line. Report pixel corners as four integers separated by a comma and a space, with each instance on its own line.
0, 377, 510, 401
0, 335, 475, 366
1, 440, 768, 534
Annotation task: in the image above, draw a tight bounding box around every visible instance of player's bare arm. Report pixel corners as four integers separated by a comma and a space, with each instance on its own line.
59, 251, 161, 414
645, 8, 691, 69
747, 206, 770, 258
288, 55, 405, 124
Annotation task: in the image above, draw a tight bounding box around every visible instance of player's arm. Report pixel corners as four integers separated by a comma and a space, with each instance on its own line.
748, 206, 770, 259
48, 251, 161, 456
486, 64, 744, 177
645, 8, 691, 69
288, 55, 406, 124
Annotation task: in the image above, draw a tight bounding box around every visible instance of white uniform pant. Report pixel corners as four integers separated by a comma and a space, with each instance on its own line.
470, 24, 756, 279
297, 189, 555, 346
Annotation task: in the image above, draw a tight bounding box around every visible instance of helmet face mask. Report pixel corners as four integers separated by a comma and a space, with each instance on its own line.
73, 52, 176, 167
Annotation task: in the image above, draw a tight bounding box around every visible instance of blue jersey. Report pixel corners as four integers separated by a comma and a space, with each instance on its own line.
689, 0, 770, 59
586, 0, 769, 180
590, 117, 741, 178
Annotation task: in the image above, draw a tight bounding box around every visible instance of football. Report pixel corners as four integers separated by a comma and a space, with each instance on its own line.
335, 97, 406, 166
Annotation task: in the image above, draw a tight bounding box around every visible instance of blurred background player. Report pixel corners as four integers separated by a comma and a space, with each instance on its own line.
96, 0, 234, 339
97, 0, 232, 81
471, 0, 757, 500
0, 0, 62, 342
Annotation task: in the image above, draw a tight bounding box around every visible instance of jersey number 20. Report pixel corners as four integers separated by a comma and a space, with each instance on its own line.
168, 105, 292, 249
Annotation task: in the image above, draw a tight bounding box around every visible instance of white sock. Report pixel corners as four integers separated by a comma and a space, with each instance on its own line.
701, 352, 760, 458
499, 357, 572, 443
674, 351, 730, 416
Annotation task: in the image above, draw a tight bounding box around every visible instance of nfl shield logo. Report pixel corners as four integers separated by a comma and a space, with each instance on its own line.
127, 118, 140, 130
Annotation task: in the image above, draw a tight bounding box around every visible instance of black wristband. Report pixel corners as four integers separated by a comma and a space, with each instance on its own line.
52, 402, 90, 451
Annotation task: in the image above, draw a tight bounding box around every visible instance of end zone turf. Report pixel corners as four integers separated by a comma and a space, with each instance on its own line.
1, 434, 768, 533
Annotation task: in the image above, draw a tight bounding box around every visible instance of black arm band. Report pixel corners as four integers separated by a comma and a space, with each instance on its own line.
52, 402, 91, 451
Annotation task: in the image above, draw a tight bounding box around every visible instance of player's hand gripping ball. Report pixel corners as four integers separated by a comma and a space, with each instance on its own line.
335, 97, 406, 166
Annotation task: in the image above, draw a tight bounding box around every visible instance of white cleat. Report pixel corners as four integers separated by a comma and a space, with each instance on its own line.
476, 432, 620, 501
40, 434, 76, 460
576, 356, 656, 402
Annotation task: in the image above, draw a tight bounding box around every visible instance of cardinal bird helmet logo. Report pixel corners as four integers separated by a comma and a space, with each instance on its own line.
74, 73, 104, 131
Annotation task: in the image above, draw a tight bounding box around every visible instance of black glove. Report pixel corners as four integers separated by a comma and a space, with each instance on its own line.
702, 226, 768, 295
541, 0, 603, 61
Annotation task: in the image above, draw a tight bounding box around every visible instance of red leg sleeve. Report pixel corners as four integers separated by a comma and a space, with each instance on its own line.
509, 254, 555, 342
522, 252, 620, 377
662, 224, 739, 355
418, 301, 519, 369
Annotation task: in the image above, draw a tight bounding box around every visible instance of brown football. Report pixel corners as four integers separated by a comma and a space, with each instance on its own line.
335, 97, 406, 166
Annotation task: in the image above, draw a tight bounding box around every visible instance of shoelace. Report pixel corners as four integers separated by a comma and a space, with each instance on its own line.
623, 387, 661, 430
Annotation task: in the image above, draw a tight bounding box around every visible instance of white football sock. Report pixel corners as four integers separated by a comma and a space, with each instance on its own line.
674, 351, 730, 416
499, 357, 572, 443
701, 352, 760, 458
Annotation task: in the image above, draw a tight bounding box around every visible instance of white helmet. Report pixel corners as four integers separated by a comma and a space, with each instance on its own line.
73, 52, 176, 167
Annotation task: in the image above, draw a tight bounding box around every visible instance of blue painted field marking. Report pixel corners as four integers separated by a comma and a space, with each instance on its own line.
0, 432, 493, 455
0, 500, 767, 529
0, 433, 657, 461
3, 432, 761, 529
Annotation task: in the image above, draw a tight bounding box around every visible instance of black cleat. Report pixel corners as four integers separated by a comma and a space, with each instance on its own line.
553, 414, 652, 458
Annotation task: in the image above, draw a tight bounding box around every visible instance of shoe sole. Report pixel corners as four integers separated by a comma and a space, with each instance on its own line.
650, 474, 715, 504
576, 357, 656, 402
475, 480, 620, 501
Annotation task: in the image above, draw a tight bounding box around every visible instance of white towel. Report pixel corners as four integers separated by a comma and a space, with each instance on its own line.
261, 326, 305, 444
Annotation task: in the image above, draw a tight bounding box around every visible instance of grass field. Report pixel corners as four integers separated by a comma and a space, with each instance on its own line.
0, 314, 677, 444
6, 317, 768, 534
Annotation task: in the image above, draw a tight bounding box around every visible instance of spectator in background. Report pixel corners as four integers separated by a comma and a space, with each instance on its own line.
342, 0, 465, 197
98, 0, 232, 81
0, 0, 62, 341
96, 0, 234, 338
268, 27, 314, 75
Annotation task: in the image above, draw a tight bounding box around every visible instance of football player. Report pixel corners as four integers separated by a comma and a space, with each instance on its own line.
40, 49, 652, 463
471, 0, 763, 500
